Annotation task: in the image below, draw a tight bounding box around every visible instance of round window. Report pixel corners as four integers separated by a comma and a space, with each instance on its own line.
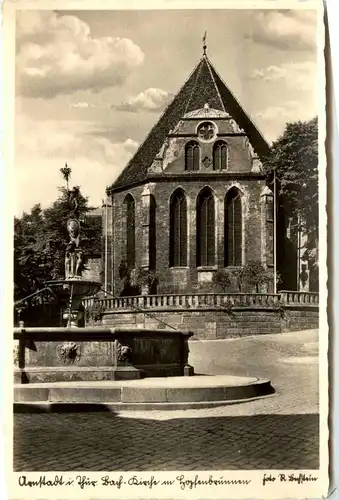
197, 121, 217, 142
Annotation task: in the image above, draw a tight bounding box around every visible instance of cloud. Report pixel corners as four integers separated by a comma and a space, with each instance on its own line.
257, 102, 301, 121
247, 10, 317, 51
124, 138, 139, 150
72, 102, 91, 109
255, 100, 316, 143
16, 11, 145, 98
15, 114, 139, 214
250, 61, 316, 90
115, 87, 172, 112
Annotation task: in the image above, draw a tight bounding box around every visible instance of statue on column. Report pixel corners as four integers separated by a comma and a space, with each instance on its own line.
68, 186, 80, 219
60, 166, 84, 279
67, 219, 80, 248
65, 220, 83, 279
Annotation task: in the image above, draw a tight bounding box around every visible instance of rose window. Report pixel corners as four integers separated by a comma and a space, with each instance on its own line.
197, 121, 216, 142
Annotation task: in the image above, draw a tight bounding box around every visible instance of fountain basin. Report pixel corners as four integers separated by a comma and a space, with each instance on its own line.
14, 375, 274, 411
13, 327, 194, 383
46, 279, 101, 300
46, 279, 102, 327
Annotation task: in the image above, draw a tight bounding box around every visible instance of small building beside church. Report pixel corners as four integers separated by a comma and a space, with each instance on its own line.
103, 51, 277, 296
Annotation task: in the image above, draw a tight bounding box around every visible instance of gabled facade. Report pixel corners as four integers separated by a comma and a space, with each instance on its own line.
104, 54, 275, 294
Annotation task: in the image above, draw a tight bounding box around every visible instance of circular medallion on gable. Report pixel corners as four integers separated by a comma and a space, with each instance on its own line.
196, 121, 217, 143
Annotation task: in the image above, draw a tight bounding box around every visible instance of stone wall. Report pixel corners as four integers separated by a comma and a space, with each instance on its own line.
19, 294, 319, 340
107, 110, 273, 295
98, 306, 319, 340
282, 307, 320, 332
110, 176, 270, 295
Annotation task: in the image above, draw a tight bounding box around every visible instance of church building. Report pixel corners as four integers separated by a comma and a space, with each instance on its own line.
104, 49, 276, 295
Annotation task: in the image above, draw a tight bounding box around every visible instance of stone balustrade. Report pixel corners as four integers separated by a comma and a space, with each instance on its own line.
279, 291, 319, 305
83, 291, 319, 312
16, 291, 319, 337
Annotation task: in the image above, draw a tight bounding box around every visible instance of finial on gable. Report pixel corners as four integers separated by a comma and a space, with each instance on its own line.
202, 31, 207, 56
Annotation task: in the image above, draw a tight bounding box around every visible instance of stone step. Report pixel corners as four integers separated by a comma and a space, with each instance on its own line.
14, 375, 274, 410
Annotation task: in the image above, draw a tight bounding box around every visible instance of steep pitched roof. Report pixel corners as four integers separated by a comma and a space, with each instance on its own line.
110, 55, 269, 192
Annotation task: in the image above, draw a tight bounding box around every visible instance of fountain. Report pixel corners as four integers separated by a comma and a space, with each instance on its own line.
45, 189, 101, 328
13, 167, 274, 409
14, 168, 195, 386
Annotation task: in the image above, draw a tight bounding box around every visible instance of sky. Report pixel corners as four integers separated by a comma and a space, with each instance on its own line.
15, 8, 318, 216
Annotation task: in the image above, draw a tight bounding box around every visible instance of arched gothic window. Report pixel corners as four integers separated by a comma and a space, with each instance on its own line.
213, 141, 228, 171
197, 188, 215, 266
169, 189, 187, 267
123, 194, 135, 269
149, 195, 156, 270
225, 188, 242, 266
185, 141, 200, 171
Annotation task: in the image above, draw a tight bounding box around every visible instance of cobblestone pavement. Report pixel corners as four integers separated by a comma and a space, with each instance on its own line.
13, 330, 320, 471
14, 413, 319, 471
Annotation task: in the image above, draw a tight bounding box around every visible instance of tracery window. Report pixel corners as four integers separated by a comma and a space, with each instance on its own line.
123, 194, 135, 269
185, 141, 200, 171
213, 141, 228, 170
197, 121, 216, 142
225, 188, 242, 266
149, 195, 156, 270
197, 188, 215, 267
169, 189, 187, 267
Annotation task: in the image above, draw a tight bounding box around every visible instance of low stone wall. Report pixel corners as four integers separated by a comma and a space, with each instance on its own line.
85, 292, 319, 339
17, 292, 319, 340
96, 306, 318, 340
282, 307, 319, 333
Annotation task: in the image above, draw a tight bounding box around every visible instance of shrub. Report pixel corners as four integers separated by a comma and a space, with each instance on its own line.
135, 268, 159, 295
85, 301, 107, 324
118, 261, 139, 296
118, 262, 159, 296
212, 269, 232, 292
240, 261, 271, 292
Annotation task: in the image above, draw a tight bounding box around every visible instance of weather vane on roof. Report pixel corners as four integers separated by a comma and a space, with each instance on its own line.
202, 31, 207, 55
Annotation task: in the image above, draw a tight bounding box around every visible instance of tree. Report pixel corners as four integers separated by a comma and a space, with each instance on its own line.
14, 204, 45, 301
14, 174, 101, 302
239, 261, 271, 293
263, 117, 318, 259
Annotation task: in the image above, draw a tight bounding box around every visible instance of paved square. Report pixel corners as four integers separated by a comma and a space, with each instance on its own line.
14, 413, 319, 471
13, 330, 319, 471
